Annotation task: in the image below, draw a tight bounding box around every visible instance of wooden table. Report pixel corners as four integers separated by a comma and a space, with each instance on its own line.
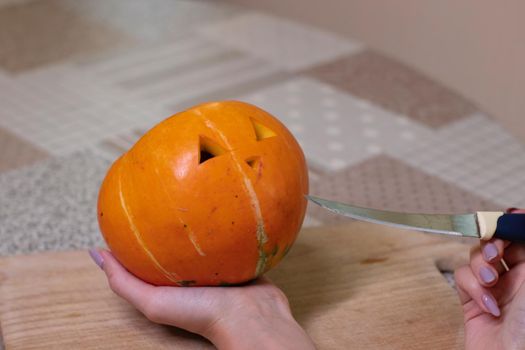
0, 222, 470, 349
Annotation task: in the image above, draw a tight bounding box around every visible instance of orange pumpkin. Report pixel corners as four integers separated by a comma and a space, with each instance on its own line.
97, 101, 308, 286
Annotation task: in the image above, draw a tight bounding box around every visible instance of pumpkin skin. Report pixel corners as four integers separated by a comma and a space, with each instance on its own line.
97, 101, 308, 286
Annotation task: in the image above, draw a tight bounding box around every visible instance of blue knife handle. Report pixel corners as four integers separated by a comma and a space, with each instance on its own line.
494, 214, 525, 242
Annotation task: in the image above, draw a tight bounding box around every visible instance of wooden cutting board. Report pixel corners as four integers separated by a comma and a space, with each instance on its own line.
0, 222, 472, 349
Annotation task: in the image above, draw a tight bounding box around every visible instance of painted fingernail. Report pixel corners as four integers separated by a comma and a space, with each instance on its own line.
480, 266, 496, 284
89, 248, 104, 270
482, 243, 498, 262
482, 294, 501, 317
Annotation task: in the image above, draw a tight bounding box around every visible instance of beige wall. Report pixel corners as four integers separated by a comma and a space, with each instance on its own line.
225, 0, 525, 139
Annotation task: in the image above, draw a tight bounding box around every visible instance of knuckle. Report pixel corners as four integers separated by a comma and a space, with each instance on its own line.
107, 270, 125, 296
454, 265, 470, 283
469, 245, 481, 259
454, 265, 468, 276
266, 287, 290, 306
143, 308, 160, 323
142, 294, 164, 324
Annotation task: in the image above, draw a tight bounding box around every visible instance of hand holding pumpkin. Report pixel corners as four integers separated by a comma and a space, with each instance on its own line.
90, 249, 316, 349
93, 101, 313, 347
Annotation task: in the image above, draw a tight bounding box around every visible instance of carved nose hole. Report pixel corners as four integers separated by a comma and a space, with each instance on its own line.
246, 156, 261, 170
250, 118, 276, 141
199, 135, 226, 164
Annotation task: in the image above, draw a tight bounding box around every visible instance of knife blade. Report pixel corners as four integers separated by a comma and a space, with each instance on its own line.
307, 195, 525, 242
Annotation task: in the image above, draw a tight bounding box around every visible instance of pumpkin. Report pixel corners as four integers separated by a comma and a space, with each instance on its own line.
97, 101, 308, 286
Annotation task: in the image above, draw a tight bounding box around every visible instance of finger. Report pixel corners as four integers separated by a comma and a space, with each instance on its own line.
470, 246, 501, 287
251, 276, 275, 286
454, 266, 473, 305
501, 243, 525, 269
480, 239, 507, 263
492, 263, 525, 306
99, 250, 156, 314
454, 265, 501, 317
479, 237, 525, 268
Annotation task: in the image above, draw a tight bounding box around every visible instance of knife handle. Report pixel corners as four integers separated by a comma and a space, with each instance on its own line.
477, 211, 525, 241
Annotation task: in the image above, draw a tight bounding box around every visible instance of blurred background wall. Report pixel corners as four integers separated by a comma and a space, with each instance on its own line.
225, 0, 525, 139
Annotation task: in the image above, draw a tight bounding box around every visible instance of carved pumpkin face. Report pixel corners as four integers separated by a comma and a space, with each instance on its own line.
98, 101, 308, 286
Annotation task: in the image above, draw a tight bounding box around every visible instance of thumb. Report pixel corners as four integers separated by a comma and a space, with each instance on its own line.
96, 249, 156, 316
92, 250, 223, 335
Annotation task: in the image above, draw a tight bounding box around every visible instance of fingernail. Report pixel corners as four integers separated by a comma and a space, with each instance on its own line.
482, 294, 501, 317
89, 248, 104, 270
480, 266, 496, 284
482, 243, 498, 262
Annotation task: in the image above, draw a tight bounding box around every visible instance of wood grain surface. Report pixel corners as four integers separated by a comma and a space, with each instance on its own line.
0, 222, 472, 349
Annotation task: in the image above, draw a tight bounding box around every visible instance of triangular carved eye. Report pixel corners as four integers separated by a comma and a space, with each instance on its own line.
199, 136, 226, 164
250, 118, 276, 141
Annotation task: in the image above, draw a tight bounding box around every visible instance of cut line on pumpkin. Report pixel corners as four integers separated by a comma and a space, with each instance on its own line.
250, 118, 276, 141
152, 167, 206, 258
183, 224, 206, 257
118, 164, 181, 284
202, 117, 269, 276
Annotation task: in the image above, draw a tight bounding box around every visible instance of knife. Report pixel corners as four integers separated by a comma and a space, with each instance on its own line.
307, 195, 525, 242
